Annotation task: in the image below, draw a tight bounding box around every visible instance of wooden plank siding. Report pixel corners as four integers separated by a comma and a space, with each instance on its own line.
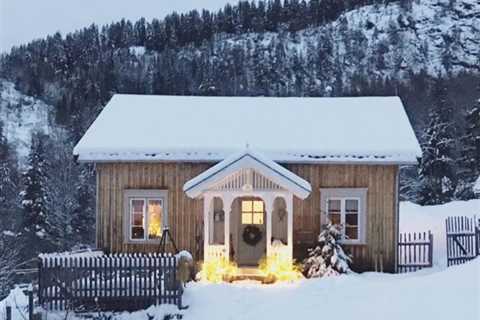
96, 163, 399, 272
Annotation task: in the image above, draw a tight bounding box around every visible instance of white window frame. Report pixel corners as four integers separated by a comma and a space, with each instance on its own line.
320, 188, 367, 244
124, 190, 168, 244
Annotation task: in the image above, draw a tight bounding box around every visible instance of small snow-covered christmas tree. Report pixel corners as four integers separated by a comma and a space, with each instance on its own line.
303, 221, 352, 278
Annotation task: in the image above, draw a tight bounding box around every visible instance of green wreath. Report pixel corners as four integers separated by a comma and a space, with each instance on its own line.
243, 225, 263, 246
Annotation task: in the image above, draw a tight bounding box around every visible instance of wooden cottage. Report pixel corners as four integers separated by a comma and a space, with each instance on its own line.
73, 95, 421, 273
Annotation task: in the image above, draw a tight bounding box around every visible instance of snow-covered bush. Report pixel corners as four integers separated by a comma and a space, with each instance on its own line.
176, 250, 194, 286
197, 258, 238, 283
303, 222, 352, 278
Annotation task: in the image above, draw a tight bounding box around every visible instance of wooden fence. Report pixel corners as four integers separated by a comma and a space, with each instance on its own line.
397, 231, 433, 273
38, 253, 183, 312
446, 216, 480, 267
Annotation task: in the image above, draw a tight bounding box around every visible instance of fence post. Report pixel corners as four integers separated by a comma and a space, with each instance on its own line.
6, 305, 11, 320
476, 219, 480, 257
37, 258, 42, 307
428, 232, 433, 268
28, 285, 34, 320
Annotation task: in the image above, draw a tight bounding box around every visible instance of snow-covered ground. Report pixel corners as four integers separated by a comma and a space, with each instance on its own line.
0, 288, 28, 320
2, 260, 478, 320
400, 199, 480, 267
2, 200, 479, 319
110, 259, 480, 320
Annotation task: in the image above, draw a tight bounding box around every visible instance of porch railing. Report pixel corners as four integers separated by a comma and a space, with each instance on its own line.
205, 245, 226, 262
270, 241, 290, 261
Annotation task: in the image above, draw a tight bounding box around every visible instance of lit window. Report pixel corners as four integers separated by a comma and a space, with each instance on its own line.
148, 200, 163, 240
241, 200, 264, 225
125, 190, 167, 242
242, 213, 253, 224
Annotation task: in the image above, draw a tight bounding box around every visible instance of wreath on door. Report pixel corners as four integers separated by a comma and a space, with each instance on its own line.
243, 225, 263, 246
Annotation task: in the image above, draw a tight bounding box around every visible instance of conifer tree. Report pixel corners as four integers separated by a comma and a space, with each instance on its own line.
303, 221, 352, 278
0, 121, 19, 232
464, 102, 480, 176
0, 123, 20, 298
44, 132, 77, 251
0, 233, 18, 299
71, 166, 96, 246
19, 131, 51, 259
457, 94, 480, 198
418, 78, 457, 205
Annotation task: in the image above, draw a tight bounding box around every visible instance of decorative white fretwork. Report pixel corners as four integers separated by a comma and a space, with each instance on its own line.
209, 168, 284, 192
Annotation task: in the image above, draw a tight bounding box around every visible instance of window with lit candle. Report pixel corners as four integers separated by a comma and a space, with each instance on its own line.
126, 191, 167, 242
148, 199, 163, 239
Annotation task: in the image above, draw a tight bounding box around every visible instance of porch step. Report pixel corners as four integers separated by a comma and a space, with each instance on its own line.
227, 268, 273, 284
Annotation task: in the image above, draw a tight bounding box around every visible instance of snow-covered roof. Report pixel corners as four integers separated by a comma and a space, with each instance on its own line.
184, 149, 312, 199
73, 94, 421, 164
474, 177, 480, 194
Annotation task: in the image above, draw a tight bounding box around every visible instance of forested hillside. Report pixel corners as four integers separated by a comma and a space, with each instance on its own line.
0, 0, 479, 297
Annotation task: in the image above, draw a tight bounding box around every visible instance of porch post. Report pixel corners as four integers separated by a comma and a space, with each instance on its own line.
264, 194, 274, 260
203, 194, 212, 262
223, 195, 234, 262
286, 193, 294, 262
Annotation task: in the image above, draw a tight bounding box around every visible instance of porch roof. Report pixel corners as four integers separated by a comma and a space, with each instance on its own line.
73, 95, 422, 164
183, 150, 312, 199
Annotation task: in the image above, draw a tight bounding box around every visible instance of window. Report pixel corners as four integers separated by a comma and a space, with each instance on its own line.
241, 200, 264, 225
124, 190, 168, 243
327, 198, 359, 241
321, 188, 367, 244
131, 199, 146, 239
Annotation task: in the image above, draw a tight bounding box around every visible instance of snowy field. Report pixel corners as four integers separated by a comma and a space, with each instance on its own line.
1, 200, 479, 320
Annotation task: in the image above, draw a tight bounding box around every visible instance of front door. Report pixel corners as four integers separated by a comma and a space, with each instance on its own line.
237, 198, 266, 266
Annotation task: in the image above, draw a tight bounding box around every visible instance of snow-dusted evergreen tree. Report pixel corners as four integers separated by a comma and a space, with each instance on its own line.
0, 233, 19, 299
0, 121, 20, 232
43, 130, 78, 250
456, 93, 480, 198
0, 122, 20, 299
418, 78, 457, 205
303, 221, 352, 278
71, 166, 96, 246
19, 131, 52, 259
399, 165, 422, 202
463, 100, 480, 176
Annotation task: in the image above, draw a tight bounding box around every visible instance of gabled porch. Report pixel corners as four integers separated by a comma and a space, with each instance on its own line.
184, 150, 311, 279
